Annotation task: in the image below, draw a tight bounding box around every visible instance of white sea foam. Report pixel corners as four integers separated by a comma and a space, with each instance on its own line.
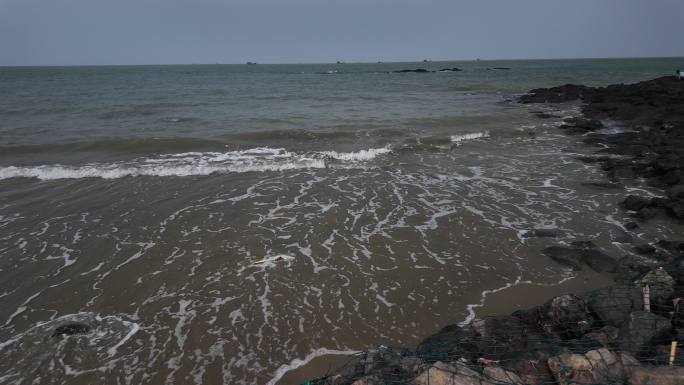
266, 348, 360, 385
0, 146, 391, 180
450, 131, 490, 144
321, 146, 391, 161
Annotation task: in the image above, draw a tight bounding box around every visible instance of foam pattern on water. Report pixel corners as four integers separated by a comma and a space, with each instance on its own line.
1, 108, 682, 385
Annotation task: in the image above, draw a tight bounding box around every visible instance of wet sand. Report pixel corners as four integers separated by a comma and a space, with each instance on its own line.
274, 268, 614, 384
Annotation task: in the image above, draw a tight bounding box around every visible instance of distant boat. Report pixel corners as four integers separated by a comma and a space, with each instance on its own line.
246, 62, 257, 65
336, 61, 345, 64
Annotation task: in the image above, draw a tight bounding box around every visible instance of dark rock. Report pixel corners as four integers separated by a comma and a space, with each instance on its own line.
538, 294, 595, 339
625, 222, 639, 230
581, 249, 618, 273
415, 323, 479, 361
666, 199, 684, 219
582, 326, 620, 347
619, 311, 671, 358
519, 84, 593, 104
570, 240, 597, 249
438, 67, 461, 72
573, 118, 604, 131
621, 195, 652, 211
634, 207, 661, 220
656, 240, 684, 253
581, 285, 644, 328
533, 112, 559, 119
614, 231, 634, 244
667, 184, 684, 200
638, 269, 675, 307
543, 246, 584, 270
576, 155, 612, 164
523, 228, 562, 238
393, 69, 432, 73
51, 322, 90, 338
634, 244, 656, 254
543, 246, 617, 273
470, 316, 545, 359
615, 255, 663, 283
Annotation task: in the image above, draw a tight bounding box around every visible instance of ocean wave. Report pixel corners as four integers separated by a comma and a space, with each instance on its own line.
0, 146, 391, 180
321, 146, 391, 161
450, 131, 490, 144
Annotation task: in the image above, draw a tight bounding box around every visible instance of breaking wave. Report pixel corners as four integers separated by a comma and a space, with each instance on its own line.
450, 131, 490, 144
0, 146, 392, 180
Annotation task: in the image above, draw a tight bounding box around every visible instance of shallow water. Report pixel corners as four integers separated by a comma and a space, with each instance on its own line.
1, 58, 683, 385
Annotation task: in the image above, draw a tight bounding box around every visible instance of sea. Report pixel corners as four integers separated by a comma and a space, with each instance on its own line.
1, 58, 683, 385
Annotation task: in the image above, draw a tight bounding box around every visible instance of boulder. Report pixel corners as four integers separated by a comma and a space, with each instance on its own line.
543, 246, 584, 270
482, 366, 522, 384
581, 249, 619, 273
471, 316, 542, 358
582, 285, 644, 327
582, 325, 620, 348
350, 377, 373, 385
500, 351, 555, 385
628, 366, 684, 385
584, 348, 624, 383
615, 255, 663, 283
533, 112, 558, 119
469, 313, 558, 358
625, 222, 640, 230
622, 195, 653, 211
638, 269, 675, 307
542, 246, 617, 273
523, 228, 562, 238
51, 322, 90, 338
538, 294, 594, 339
635, 244, 657, 254
667, 184, 684, 200
666, 199, 684, 219
411, 361, 493, 385
519, 84, 593, 104
547, 352, 594, 385
416, 323, 480, 361
619, 311, 672, 358
393, 69, 432, 73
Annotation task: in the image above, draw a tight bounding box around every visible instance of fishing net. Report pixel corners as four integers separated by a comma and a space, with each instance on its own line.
306, 265, 684, 385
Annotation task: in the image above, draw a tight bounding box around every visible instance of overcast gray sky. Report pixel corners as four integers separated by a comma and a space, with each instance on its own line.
1, 0, 683, 65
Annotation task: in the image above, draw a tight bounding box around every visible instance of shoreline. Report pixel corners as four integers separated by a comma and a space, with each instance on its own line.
274, 269, 614, 385
300, 76, 684, 385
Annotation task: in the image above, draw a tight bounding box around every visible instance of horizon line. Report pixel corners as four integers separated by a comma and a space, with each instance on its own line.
1, 55, 683, 68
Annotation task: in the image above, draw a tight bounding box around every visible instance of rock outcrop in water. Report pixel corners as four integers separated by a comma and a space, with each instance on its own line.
306, 76, 684, 385
522, 76, 684, 221
392, 69, 434, 73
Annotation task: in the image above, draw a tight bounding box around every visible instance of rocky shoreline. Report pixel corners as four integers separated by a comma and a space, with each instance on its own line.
306, 76, 684, 385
